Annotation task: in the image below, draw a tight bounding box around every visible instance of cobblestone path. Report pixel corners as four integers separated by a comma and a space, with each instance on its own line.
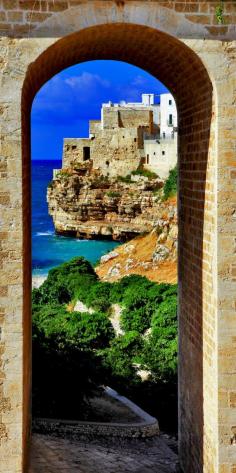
30, 433, 178, 473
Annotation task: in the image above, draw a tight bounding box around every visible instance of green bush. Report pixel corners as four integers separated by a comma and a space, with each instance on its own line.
131, 168, 158, 180
85, 281, 112, 312
143, 295, 178, 381
102, 331, 143, 380
110, 274, 153, 304
33, 257, 98, 306
117, 174, 132, 183
106, 191, 121, 198
163, 165, 177, 200
120, 279, 177, 334
55, 170, 71, 179
33, 303, 114, 350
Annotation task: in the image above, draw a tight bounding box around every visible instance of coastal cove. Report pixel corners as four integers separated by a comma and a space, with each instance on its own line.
32, 160, 120, 280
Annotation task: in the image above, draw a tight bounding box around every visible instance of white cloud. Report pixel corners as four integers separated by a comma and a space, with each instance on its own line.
132, 75, 147, 86
65, 72, 110, 90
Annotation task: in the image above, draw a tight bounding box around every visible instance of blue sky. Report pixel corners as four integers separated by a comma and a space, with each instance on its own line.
31, 60, 168, 160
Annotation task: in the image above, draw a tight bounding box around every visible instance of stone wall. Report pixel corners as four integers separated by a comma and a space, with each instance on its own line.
0, 2, 235, 472
102, 107, 153, 130
144, 137, 177, 179
63, 127, 143, 177
0, 1, 235, 40
32, 417, 160, 439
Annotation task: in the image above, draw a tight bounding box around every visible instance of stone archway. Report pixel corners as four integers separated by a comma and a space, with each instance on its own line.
0, 3, 235, 473
22, 23, 213, 473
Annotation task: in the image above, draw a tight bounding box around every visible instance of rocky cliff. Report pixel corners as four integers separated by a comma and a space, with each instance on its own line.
47, 167, 172, 241
96, 196, 177, 284
47, 166, 177, 283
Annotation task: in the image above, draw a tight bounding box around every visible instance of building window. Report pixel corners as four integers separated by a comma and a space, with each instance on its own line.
106, 160, 109, 167
72, 145, 77, 150
147, 154, 149, 164
169, 99, 172, 105
134, 138, 137, 142
153, 152, 156, 155
83, 146, 90, 161
169, 114, 173, 125
162, 151, 165, 156
163, 132, 166, 139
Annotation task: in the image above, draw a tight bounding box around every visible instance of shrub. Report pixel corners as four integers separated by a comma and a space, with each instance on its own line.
106, 191, 121, 198
131, 168, 158, 180
85, 281, 112, 312
102, 331, 143, 380
33, 303, 114, 350
110, 274, 153, 304
143, 295, 178, 381
33, 257, 98, 306
120, 278, 176, 334
117, 174, 132, 183
55, 170, 71, 179
163, 165, 177, 200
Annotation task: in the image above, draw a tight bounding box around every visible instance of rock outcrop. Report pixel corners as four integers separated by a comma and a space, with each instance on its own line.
47, 167, 174, 242
96, 201, 177, 284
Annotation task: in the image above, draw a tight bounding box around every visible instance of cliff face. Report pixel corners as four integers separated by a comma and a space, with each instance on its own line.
47, 167, 177, 282
96, 197, 177, 284
47, 168, 172, 241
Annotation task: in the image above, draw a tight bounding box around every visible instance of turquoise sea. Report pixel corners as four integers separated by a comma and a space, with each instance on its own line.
32, 160, 120, 277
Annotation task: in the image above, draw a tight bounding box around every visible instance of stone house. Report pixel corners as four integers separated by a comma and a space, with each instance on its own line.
62, 93, 177, 179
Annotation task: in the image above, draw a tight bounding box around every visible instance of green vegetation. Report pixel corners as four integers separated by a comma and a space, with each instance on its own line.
32, 257, 178, 431
162, 165, 177, 200
215, 2, 224, 24
117, 174, 132, 183
106, 191, 121, 198
117, 168, 158, 183
55, 170, 71, 179
131, 168, 158, 180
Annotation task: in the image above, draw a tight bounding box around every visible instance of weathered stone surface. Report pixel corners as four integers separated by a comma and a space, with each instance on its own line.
29, 433, 179, 473
0, 2, 235, 472
47, 170, 168, 240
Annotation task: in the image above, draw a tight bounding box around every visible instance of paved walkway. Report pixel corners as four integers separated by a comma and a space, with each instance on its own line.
29, 433, 179, 473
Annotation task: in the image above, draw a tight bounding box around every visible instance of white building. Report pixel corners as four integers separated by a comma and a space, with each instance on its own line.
142, 93, 178, 179
160, 93, 177, 139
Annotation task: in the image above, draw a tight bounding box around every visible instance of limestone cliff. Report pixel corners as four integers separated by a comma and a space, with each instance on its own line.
47, 166, 177, 283
96, 196, 177, 284
47, 167, 174, 241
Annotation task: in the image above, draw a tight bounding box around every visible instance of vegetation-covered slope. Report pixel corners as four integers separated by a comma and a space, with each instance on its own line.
32, 257, 178, 432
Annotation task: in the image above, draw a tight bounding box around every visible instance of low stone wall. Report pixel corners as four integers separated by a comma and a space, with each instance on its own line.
32, 417, 160, 439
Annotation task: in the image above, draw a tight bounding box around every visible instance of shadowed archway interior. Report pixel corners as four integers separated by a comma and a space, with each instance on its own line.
22, 23, 213, 473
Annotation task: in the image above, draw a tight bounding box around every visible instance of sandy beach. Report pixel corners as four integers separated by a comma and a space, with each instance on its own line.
32, 275, 47, 289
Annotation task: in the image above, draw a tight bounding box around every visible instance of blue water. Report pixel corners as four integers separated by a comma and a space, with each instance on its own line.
32, 160, 119, 277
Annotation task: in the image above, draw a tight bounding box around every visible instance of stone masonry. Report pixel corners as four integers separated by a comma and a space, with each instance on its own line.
0, 2, 235, 473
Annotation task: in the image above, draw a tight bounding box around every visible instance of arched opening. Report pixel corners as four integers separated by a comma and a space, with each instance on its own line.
22, 23, 213, 473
